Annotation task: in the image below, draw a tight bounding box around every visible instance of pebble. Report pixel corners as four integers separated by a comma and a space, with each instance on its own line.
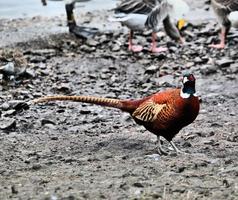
145, 65, 159, 74
216, 58, 234, 68
86, 39, 99, 47
0, 102, 10, 110
112, 44, 121, 52
0, 117, 16, 131
146, 154, 160, 161
229, 63, 238, 73
200, 64, 218, 75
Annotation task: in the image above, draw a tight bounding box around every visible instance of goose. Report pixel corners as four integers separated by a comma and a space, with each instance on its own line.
109, 0, 189, 53
41, 0, 98, 39
209, 0, 238, 49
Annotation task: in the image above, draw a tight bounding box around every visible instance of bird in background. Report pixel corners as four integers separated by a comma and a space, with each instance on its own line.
41, 0, 98, 39
209, 0, 238, 49
109, 0, 189, 53
32, 74, 200, 155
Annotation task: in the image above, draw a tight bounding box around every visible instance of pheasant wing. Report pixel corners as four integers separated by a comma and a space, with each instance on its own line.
132, 100, 166, 122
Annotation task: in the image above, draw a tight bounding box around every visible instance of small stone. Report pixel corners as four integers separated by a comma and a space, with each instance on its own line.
80, 109, 91, 114
146, 154, 160, 161
229, 63, 238, 74
0, 102, 10, 110
194, 57, 203, 64
156, 75, 174, 86
200, 65, 218, 75
56, 83, 72, 93
216, 58, 234, 68
86, 39, 99, 47
0, 117, 16, 131
133, 182, 144, 188
112, 44, 120, 52
2, 109, 16, 117
8, 100, 28, 110
41, 118, 56, 126
30, 56, 46, 63
11, 185, 18, 194
145, 65, 159, 74
32, 164, 42, 170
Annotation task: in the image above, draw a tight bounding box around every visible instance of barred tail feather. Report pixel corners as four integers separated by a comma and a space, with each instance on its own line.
32, 95, 124, 110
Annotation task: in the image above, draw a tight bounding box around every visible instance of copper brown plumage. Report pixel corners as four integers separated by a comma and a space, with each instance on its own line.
32, 74, 200, 155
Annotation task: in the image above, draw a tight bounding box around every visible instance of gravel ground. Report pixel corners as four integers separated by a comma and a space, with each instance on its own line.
0, 0, 238, 199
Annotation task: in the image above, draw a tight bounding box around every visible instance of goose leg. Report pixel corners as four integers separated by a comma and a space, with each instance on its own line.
41, 0, 47, 6
209, 27, 226, 49
150, 32, 167, 53
65, 0, 77, 28
65, 0, 98, 39
128, 30, 143, 52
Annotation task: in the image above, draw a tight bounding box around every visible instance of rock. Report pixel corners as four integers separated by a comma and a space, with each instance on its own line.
0, 117, 16, 131
11, 185, 18, 194
32, 164, 42, 170
41, 118, 56, 126
8, 100, 28, 110
26, 49, 56, 56
30, 56, 46, 63
0, 102, 10, 110
216, 58, 234, 68
146, 154, 160, 161
156, 75, 175, 86
86, 39, 99, 47
200, 65, 218, 75
80, 109, 91, 114
56, 83, 72, 93
145, 65, 159, 74
0, 62, 15, 75
133, 182, 144, 188
229, 63, 238, 74
112, 44, 120, 52
2, 109, 16, 117
194, 57, 203, 64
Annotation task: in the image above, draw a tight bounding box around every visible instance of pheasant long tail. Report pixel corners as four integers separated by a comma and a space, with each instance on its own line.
32, 95, 126, 110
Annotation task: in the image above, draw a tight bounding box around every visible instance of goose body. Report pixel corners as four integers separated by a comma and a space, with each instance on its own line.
229, 11, 238, 28
110, 0, 189, 53
210, 0, 238, 48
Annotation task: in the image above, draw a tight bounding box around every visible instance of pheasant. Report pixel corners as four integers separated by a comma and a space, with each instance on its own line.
32, 73, 200, 155
209, 0, 238, 49
109, 0, 189, 53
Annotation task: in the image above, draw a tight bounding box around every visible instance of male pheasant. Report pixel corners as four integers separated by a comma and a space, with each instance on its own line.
32, 73, 200, 155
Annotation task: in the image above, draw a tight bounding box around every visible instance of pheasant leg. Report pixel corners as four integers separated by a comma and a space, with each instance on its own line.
169, 141, 182, 154
156, 136, 168, 155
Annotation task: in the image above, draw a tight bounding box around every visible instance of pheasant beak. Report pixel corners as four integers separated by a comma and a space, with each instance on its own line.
177, 19, 186, 30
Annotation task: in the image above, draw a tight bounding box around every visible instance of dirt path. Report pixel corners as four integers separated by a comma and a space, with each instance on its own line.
0, 1, 238, 199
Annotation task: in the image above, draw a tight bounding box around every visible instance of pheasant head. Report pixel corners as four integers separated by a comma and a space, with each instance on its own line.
180, 73, 197, 99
